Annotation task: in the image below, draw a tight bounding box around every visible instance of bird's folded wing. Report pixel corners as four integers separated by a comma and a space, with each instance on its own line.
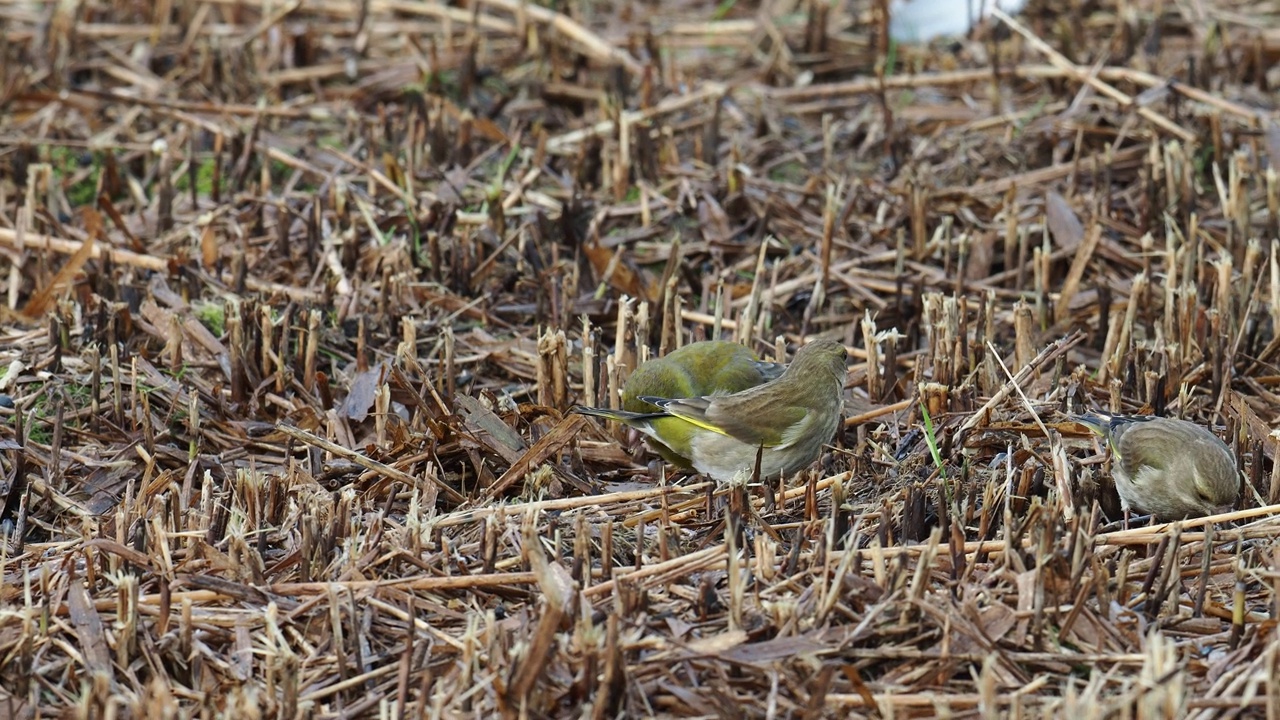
643, 395, 801, 447
753, 360, 787, 382
1113, 423, 1172, 478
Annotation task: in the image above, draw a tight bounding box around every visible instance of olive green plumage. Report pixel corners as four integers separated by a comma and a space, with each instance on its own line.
620, 340, 785, 414
575, 339, 848, 481
1073, 413, 1239, 518
615, 340, 785, 466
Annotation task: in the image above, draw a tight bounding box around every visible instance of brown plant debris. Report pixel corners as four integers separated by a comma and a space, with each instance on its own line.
3, 0, 1280, 717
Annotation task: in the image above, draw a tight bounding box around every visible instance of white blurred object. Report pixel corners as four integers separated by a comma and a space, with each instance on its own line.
889, 0, 1027, 42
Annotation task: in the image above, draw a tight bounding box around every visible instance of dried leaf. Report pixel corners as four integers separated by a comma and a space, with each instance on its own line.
68, 577, 112, 676
1044, 190, 1083, 252
337, 361, 389, 422
456, 393, 527, 464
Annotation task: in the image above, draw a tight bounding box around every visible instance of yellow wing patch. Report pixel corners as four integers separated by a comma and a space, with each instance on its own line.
664, 409, 731, 437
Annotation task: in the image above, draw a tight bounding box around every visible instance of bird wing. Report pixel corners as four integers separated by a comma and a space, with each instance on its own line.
752, 360, 787, 382
1110, 422, 1172, 480
640, 395, 803, 447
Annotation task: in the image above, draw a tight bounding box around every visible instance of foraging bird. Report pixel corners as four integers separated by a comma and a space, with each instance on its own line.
574, 339, 848, 481
621, 340, 786, 413
619, 340, 787, 466
1072, 412, 1240, 519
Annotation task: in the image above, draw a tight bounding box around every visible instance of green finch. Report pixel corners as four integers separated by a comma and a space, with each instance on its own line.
1072, 412, 1240, 519
618, 340, 786, 466
575, 339, 848, 481
621, 340, 786, 413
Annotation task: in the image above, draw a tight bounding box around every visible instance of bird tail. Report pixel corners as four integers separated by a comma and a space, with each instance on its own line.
1072, 412, 1160, 437
571, 405, 667, 423
1070, 413, 1113, 437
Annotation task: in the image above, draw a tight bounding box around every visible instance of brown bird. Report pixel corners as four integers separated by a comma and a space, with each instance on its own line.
1073, 413, 1239, 519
